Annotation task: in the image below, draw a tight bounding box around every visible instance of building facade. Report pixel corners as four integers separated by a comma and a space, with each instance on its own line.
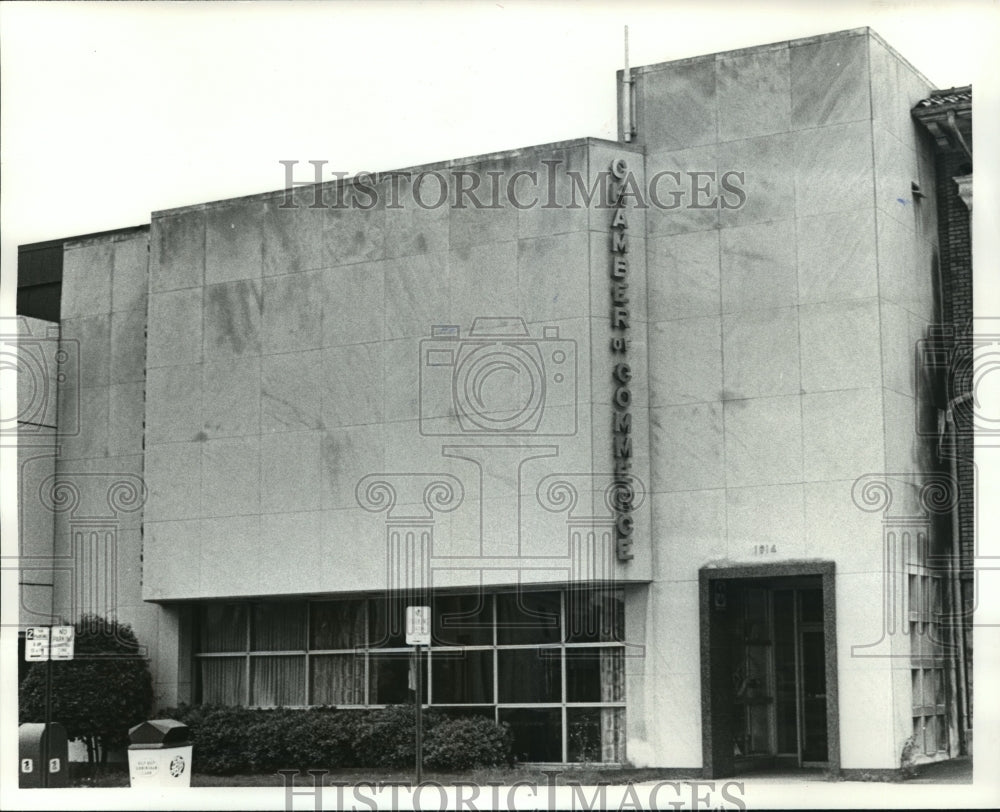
15, 28, 973, 776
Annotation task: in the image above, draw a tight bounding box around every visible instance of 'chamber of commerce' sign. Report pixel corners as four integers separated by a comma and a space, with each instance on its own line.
610, 158, 634, 562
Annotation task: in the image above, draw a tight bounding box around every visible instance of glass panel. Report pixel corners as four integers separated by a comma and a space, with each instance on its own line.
500, 708, 562, 762
368, 596, 406, 648
773, 590, 797, 754
566, 648, 623, 703
369, 652, 426, 704
743, 588, 768, 640
934, 669, 945, 708
800, 628, 828, 762
496, 591, 560, 645
431, 650, 493, 704
909, 574, 920, 620
567, 707, 602, 762
252, 602, 305, 651
565, 587, 624, 643
200, 657, 246, 705
200, 604, 247, 652
909, 623, 923, 664
497, 649, 561, 703
911, 670, 922, 711
432, 593, 492, 646
250, 655, 305, 706
923, 715, 936, 756
799, 588, 823, 625
922, 576, 931, 621
310, 653, 365, 705
310, 600, 366, 650
936, 713, 949, 752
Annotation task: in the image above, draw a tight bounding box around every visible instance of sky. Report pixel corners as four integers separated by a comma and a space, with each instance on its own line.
0, 0, 996, 260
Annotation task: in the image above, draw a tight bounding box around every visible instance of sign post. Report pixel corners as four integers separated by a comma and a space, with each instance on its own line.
25, 626, 74, 788
405, 606, 430, 785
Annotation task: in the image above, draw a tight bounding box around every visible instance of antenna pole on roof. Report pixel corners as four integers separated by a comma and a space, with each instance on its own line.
623, 25, 635, 142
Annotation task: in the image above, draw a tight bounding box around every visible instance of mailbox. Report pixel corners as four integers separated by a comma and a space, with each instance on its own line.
127, 719, 193, 788
19, 722, 70, 788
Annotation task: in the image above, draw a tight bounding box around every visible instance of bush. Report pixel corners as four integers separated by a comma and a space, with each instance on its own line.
155, 704, 513, 773
19, 615, 153, 766
423, 715, 513, 770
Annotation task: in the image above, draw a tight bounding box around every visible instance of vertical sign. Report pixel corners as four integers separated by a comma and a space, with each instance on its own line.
25, 627, 50, 661
405, 606, 431, 646
50, 626, 75, 661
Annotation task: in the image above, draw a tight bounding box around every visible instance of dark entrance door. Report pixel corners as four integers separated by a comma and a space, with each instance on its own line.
701, 569, 837, 777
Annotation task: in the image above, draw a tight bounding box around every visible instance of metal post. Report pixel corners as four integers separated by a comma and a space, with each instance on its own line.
415, 644, 423, 785
43, 627, 52, 788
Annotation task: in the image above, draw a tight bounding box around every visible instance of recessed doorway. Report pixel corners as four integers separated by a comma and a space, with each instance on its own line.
700, 564, 839, 777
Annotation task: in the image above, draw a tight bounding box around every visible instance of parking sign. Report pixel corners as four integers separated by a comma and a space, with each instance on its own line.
25, 627, 49, 661
50, 626, 75, 660
405, 606, 431, 645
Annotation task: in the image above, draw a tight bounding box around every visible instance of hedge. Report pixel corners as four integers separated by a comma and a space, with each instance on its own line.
157, 704, 512, 774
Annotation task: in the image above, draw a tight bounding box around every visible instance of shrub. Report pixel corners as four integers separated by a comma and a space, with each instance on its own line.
150, 704, 513, 773
423, 715, 513, 770
19, 615, 153, 766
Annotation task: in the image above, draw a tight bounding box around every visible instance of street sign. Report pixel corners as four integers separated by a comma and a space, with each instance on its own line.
25, 627, 50, 661
405, 606, 431, 646
50, 626, 75, 660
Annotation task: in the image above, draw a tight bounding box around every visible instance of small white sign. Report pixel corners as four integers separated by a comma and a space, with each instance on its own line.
25, 627, 50, 661
21, 758, 33, 774
50, 626, 75, 660
405, 606, 431, 646
49, 758, 61, 773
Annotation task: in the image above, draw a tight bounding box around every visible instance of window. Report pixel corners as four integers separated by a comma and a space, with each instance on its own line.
194, 587, 627, 762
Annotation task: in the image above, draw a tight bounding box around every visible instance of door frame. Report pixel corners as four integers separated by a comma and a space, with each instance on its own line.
699, 562, 840, 778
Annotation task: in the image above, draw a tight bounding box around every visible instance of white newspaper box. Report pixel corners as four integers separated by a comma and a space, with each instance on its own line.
127, 719, 192, 788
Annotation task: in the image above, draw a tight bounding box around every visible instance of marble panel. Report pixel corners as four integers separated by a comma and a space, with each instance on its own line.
321, 259, 387, 347
643, 145, 720, 238
802, 388, 884, 482
383, 172, 451, 258
145, 363, 202, 445
650, 402, 725, 493
517, 232, 589, 323
383, 252, 452, 341
321, 342, 385, 428
61, 386, 108, 461
262, 269, 323, 355
717, 132, 795, 229
145, 442, 202, 523
803, 480, 884, 575
200, 515, 262, 597
147, 288, 202, 368
109, 308, 146, 385
800, 299, 882, 393
382, 337, 421, 424
882, 388, 919, 474
647, 230, 720, 322
201, 436, 260, 518
874, 126, 919, 230
261, 196, 325, 276
142, 519, 201, 600
261, 431, 322, 513
205, 201, 265, 285
62, 314, 111, 388
450, 240, 518, 327
319, 424, 387, 511
720, 219, 797, 313
651, 489, 727, 582
793, 121, 874, 218
725, 483, 805, 559
322, 200, 386, 267
112, 234, 149, 313
261, 350, 324, 433
108, 381, 145, 457
62, 241, 112, 319
201, 356, 261, 439
723, 394, 803, 487
638, 59, 717, 152
717, 46, 791, 141
722, 306, 800, 399
204, 279, 262, 359
879, 300, 915, 398
448, 164, 519, 251
260, 511, 324, 592
790, 33, 871, 128
648, 316, 722, 407
150, 211, 204, 292
796, 209, 878, 304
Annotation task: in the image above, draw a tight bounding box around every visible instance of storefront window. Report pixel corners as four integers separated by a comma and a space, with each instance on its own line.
194, 587, 627, 762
